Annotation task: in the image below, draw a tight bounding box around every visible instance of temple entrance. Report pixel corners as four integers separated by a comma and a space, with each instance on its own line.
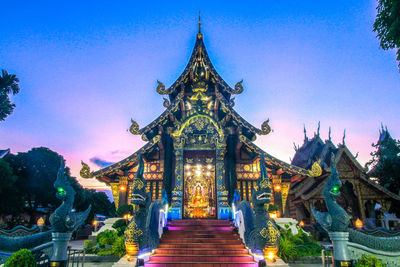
183, 150, 217, 218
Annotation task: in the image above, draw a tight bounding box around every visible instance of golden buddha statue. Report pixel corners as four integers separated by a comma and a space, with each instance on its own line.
189, 185, 208, 217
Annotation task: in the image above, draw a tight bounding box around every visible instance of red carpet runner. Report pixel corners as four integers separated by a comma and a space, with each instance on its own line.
145, 219, 257, 266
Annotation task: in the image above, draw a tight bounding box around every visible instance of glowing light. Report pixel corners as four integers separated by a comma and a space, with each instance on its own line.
119, 185, 127, 192
187, 172, 192, 176
331, 185, 340, 194
185, 165, 190, 170
125, 242, 138, 258
37, 217, 44, 227
274, 184, 282, 192
207, 165, 212, 170
266, 251, 275, 261
57, 187, 65, 195
299, 220, 305, 227
92, 220, 98, 226
270, 212, 277, 219
196, 164, 201, 170
206, 172, 210, 176
355, 218, 363, 228
195, 170, 201, 176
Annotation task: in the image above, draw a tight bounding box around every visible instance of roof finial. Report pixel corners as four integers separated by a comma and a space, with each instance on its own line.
328, 126, 331, 141
198, 11, 201, 34
317, 121, 320, 137
342, 129, 346, 145
304, 124, 308, 141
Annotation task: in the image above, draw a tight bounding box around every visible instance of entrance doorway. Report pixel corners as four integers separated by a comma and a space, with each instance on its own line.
183, 150, 216, 218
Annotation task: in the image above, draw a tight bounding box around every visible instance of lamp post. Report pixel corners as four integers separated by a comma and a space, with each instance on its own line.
92, 220, 98, 232
37, 217, 45, 232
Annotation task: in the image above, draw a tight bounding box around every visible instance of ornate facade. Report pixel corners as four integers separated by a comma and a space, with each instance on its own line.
80, 23, 322, 219
289, 129, 400, 225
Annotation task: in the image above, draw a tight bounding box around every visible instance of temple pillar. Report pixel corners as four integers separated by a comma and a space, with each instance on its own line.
170, 137, 184, 219
355, 182, 366, 219
110, 183, 120, 209
216, 142, 229, 219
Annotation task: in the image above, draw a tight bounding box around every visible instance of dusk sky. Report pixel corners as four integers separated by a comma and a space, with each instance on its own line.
1, 1, 399, 190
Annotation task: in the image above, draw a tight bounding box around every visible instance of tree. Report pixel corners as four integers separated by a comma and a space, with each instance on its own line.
0, 159, 24, 217
373, 0, 400, 70
366, 126, 400, 194
0, 69, 20, 121
5, 147, 115, 225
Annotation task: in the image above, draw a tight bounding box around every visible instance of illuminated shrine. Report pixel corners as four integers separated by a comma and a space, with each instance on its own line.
80, 20, 322, 220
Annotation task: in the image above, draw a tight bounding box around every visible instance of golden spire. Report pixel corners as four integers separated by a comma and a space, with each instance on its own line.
198, 11, 201, 34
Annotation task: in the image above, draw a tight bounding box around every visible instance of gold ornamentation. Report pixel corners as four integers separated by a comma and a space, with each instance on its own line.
163, 97, 170, 108
259, 177, 270, 189
281, 183, 291, 214
156, 80, 169, 95
129, 119, 141, 135
132, 179, 144, 190
259, 119, 271, 135
125, 220, 143, 242
80, 161, 94, 178
309, 161, 322, 177
141, 134, 148, 141
267, 220, 280, 243
260, 227, 269, 239
233, 80, 244, 94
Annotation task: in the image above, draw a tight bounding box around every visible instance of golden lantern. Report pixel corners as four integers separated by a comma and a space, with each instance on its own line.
263, 246, 277, 262
125, 242, 138, 260
269, 211, 279, 219
355, 218, 363, 228
119, 185, 127, 192
274, 184, 282, 192
37, 217, 45, 227
299, 220, 305, 227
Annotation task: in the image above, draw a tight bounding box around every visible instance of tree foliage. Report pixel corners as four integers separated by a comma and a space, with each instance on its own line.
5, 249, 36, 267
366, 127, 400, 194
373, 0, 400, 70
0, 69, 20, 121
1, 147, 115, 225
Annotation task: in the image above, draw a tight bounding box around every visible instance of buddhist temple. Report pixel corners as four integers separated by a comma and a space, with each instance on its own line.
80, 18, 322, 220
289, 126, 400, 226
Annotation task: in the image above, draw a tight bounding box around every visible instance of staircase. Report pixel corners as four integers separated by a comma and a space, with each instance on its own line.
145, 219, 257, 266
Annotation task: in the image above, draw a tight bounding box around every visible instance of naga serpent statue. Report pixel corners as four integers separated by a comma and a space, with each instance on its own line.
125, 154, 163, 257
50, 159, 91, 233
237, 156, 280, 260
312, 153, 400, 253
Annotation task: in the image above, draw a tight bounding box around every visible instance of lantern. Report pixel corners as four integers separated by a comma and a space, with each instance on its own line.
263, 246, 277, 262
119, 185, 127, 192
299, 220, 305, 227
355, 218, 363, 229
274, 184, 282, 192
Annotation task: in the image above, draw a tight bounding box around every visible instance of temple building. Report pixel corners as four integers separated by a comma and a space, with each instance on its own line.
289, 127, 400, 226
80, 21, 322, 220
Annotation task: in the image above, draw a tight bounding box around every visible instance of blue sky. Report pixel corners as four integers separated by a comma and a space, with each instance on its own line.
1, 1, 399, 189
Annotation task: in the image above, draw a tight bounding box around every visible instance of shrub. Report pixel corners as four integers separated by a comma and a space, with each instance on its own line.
278, 226, 322, 262
268, 204, 279, 212
112, 235, 126, 257
83, 239, 99, 254
96, 229, 118, 247
112, 219, 127, 229
115, 204, 133, 217
96, 249, 113, 256
5, 249, 36, 267
355, 254, 384, 267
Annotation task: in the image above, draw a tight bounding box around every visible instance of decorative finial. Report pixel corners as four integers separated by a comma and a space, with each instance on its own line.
328, 127, 331, 141
304, 124, 308, 141
342, 129, 346, 145
198, 11, 201, 34
317, 121, 320, 136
